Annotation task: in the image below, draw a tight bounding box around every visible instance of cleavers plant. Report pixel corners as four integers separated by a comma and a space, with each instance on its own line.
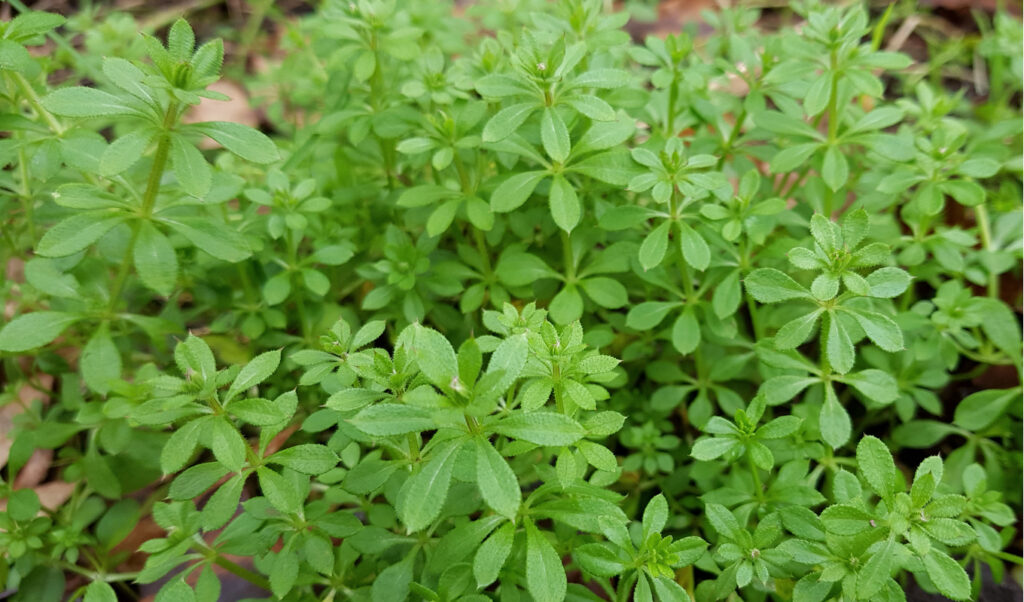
0, 1, 1020, 601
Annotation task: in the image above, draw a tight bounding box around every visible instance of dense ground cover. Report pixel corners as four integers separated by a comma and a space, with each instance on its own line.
0, 0, 1021, 600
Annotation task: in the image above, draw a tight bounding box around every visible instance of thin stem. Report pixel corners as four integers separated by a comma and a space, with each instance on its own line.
717, 104, 748, 169
560, 230, 575, 281
974, 204, 999, 298
473, 228, 492, 277
739, 238, 763, 340
285, 228, 310, 341
824, 48, 840, 217
667, 74, 679, 136
747, 448, 765, 503
107, 101, 179, 313
671, 191, 706, 380
210, 552, 271, 591
16, 133, 35, 243
12, 72, 65, 135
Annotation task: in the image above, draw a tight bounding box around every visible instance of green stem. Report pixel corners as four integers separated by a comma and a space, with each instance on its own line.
237, 0, 272, 63
717, 104, 748, 169
12, 72, 65, 135
739, 238, 762, 340
16, 133, 35, 243
210, 551, 271, 591
560, 230, 575, 281
974, 204, 999, 298
824, 48, 840, 217
747, 448, 765, 503
473, 228, 492, 277
285, 229, 310, 341
107, 101, 179, 313
667, 74, 679, 135
820, 313, 833, 378
671, 192, 706, 380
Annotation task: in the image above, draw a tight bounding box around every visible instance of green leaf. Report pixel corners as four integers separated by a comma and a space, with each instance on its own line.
757, 416, 802, 439
856, 537, 894, 597
705, 503, 741, 541
24, 258, 80, 298
639, 221, 670, 271
549, 174, 580, 232
857, 435, 896, 499
268, 444, 338, 475
102, 57, 152, 102
257, 467, 301, 514
475, 439, 521, 519
81, 324, 122, 395
36, 211, 126, 258
526, 520, 567, 602
161, 419, 201, 474
541, 107, 570, 163
0, 311, 80, 352
825, 313, 855, 374
839, 369, 898, 405
922, 549, 971, 601
411, 324, 458, 390
42, 86, 140, 117
574, 543, 626, 577
581, 277, 628, 308
351, 403, 435, 436
486, 333, 529, 395
493, 412, 585, 446
476, 74, 534, 97
954, 388, 1018, 430
100, 128, 154, 176
371, 554, 414, 602
491, 170, 546, 212
160, 216, 251, 262
713, 270, 742, 318
227, 348, 281, 400
483, 103, 536, 142
671, 308, 700, 355
821, 145, 848, 192
426, 199, 459, 236
771, 142, 821, 172
976, 298, 1022, 362
210, 418, 247, 472
774, 310, 823, 349
397, 440, 461, 532
496, 252, 558, 286
677, 221, 709, 271
573, 68, 630, 88
201, 473, 244, 530
474, 522, 515, 587
570, 149, 639, 186
691, 436, 737, 461
626, 301, 677, 330
134, 221, 178, 296
170, 135, 211, 198
745, 268, 812, 303
190, 121, 279, 164
820, 384, 851, 449
155, 578, 196, 602
847, 309, 903, 352
820, 504, 872, 535
865, 267, 911, 298
84, 581, 118, 602
578, 440, 617, 471
642, 493, 669, 537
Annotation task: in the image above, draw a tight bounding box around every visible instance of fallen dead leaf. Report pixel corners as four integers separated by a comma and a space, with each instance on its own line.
184, 80, 259, 149
14, 448, 53, 489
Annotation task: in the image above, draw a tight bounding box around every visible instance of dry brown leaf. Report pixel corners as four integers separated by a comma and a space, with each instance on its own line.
14, 448, 53, 489
184, 80, 259, 149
